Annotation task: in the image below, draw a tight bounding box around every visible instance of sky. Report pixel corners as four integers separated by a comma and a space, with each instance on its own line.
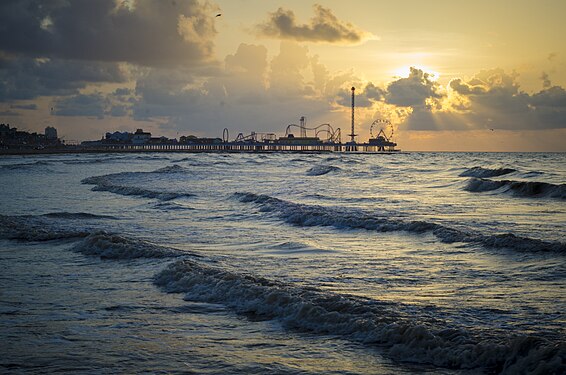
1, 0, 565, 151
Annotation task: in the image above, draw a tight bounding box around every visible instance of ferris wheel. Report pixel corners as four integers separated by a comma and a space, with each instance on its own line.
370, 119, 394, 140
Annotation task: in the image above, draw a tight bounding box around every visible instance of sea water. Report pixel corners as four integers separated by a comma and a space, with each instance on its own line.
0, 152, 564, 374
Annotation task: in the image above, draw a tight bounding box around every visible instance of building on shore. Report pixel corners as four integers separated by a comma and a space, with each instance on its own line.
0, 123, 61, 149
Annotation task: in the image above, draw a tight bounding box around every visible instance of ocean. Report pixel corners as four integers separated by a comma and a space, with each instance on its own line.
0, 151, 564, 374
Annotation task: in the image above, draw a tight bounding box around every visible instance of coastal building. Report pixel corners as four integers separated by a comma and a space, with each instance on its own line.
45, 126, 58, 141
132, 129, 151, 145
105, 131, 132, 143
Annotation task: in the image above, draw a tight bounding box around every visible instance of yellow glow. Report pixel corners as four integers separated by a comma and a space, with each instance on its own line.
391, 65, 440, 81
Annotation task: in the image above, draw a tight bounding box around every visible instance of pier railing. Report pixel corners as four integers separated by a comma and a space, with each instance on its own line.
77, 142, 397, 153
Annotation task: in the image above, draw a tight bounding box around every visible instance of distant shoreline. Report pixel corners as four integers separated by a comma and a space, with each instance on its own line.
0, 146, 405, 156
1, 148, 563, 156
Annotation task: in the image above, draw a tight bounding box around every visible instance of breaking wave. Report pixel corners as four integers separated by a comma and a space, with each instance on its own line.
0, 214, 89, 241
41, 212, 118, 220
72, 232, 182, 259
82, 166, 195, 201
0, 213, 191, 259
153, 164, 190, 174
234, 193, 566, 253
1, 161, 52, 171
465, 178, 566, 199
155, 259, 565, 373
459, 166, 516, 178
306, 165, 341, 176
82, 179, 195, 201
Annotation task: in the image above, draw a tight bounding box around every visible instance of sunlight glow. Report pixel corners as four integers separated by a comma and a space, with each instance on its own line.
392, 65, 440, 81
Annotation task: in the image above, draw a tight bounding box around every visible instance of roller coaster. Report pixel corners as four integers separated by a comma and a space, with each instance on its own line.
284, 123, 341, 144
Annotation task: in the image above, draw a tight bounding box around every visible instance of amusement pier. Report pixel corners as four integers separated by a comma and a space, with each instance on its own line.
1, 87, 399, 154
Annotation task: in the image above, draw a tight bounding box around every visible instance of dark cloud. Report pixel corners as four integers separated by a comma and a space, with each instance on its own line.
365, 82, 386, 101
0, 110, 20, 117
0, 56, 126, 101
530, 86, 566, 108
385, 67, 443, 107
449, 78, 487, 95
113, 88, 132, 97
53, 93, 107, 119
336, 83, 384, 108
529, 86, 566, 128
256, 5, 371, 44
10, 104, 37, 110
0, 0, 217, 67
109, 105, 128, 117
401, 107, 470, 131
440, 69, 566, 130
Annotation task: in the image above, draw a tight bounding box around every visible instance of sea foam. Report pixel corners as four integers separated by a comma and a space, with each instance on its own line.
155, 259, 565, 373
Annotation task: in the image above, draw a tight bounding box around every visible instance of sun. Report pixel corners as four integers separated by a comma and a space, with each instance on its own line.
392, 65, 440, 80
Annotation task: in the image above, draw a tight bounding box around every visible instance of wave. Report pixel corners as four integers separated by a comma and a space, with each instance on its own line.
153, 164, 190, 173
82, 172, 195, 201
155, 259, 565, 373
41, 212, 118, 220
266, 241, 336, 254
0, 214, 89, 241
133, 155, 171, 161
72, 232, 182, 259
1, 161, 51, 170
62, 157, 123, 165
465, 178, 566, 199
234, 193, 566, 253
460, 167, 516, 178
306, 165, 341, 176
84, 180, 195, 201
152, 202, 195, 211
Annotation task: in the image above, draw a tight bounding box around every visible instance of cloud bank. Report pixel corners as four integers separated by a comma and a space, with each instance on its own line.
0, 0, 217, 67
256, 5, 373, 44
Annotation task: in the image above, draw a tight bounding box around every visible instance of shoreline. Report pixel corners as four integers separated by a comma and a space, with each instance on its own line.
0, 147, 405, 156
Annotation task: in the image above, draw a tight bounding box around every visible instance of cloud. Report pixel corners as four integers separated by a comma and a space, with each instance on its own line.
385, 67, 443, 107
0, 56, 127, 101
256, 5, 373, 44
0, 0, 218, 67
335, 83, 385, 108
53, 93, 107, 119
109, 105, 128, 117
438, 69, 566, 130
328, 66, 566, 132
129, 42, 346, 137
0, 110, 20, 117
10, 104, 37, 110
449, 78, 487, 95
